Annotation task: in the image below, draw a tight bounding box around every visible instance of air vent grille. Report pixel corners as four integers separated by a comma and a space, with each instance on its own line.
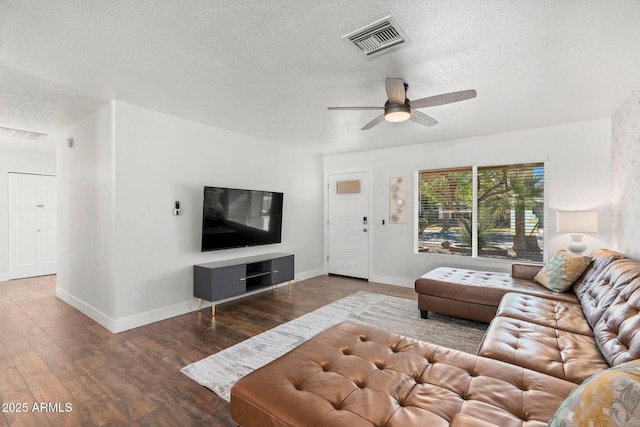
0, 126, 48, 141
343, 16, 408, 57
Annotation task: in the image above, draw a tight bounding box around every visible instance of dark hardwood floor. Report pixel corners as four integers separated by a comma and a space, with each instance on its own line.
0, 274, 416, 426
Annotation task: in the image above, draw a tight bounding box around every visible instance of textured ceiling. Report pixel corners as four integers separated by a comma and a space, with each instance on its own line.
1, 0, 640, 155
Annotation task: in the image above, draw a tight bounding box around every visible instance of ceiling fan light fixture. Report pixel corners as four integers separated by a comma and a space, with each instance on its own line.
385, 104, 410, 122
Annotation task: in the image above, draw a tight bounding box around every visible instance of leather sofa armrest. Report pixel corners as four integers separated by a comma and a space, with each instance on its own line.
511, 263, 543, 281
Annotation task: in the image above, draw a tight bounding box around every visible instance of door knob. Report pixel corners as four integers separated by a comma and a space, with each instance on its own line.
363, 228, 368, 232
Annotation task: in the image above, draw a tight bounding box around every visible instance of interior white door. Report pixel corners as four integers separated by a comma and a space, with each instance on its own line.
328, 171, 369, 279
9, 173, 57, 279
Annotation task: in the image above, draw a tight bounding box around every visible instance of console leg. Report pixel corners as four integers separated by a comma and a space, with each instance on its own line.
212, 303, 215, 317
288, 280, 292, 293
420, 310, 429, 319
198, 298, 202, 312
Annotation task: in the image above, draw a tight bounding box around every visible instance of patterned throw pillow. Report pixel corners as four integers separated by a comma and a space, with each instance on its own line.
534, 249, 591, 293
548, 359, 640, 427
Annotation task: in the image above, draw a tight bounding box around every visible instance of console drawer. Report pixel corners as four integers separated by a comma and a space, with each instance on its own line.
194, 264, 246, 301
270, 255, 294, 285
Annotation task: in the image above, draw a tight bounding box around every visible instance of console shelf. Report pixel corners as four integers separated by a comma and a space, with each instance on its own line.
193, 252, 294, 316
246, 271, 271, 279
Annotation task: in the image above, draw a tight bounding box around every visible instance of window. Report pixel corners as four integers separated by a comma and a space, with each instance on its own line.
417, 162, 545, 262
418, 168, 473, 257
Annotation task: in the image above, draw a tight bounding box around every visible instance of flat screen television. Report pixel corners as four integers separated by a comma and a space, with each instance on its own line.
201, 186, 284, 251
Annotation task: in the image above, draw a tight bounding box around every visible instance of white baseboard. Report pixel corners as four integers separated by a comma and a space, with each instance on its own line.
56, 289, 205, 334
296, 268, 324, 282
0, 273, 9, 282
369, 274, 415, 288
55, 287, 117, 332
113, 300, 199, 333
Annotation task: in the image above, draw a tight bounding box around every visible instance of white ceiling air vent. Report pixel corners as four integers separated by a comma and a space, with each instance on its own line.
0, 126, 48, 141
342, 16, 408, 58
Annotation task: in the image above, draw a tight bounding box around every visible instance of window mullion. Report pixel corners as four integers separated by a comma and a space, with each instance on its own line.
472, 165, 478, 258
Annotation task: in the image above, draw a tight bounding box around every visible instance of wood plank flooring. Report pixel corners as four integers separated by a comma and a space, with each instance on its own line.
0, 274, 416, 426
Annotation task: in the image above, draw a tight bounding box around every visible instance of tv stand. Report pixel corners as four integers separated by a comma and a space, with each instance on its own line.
193, 252, 294, 316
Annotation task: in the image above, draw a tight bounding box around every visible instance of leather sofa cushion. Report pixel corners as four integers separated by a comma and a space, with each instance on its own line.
496, 293, 593, 336
415, 267, 578, 307
477, 316, 610, 384
577, 258, 640, 329
571, 248, 629, 300
592, 274, 640, 366
230, 322, 576, 427
579, 259, 640, 328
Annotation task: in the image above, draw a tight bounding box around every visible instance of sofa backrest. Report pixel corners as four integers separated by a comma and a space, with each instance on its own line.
571, 249, 630, 327
543, 248, 640, 368
592, 271, 640, 366
572, 248, 629, 298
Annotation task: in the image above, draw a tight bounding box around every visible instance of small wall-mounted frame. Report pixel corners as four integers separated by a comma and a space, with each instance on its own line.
389, 176, 407, 224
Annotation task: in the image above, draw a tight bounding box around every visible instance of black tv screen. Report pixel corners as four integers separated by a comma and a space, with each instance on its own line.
201, 186, 283, 251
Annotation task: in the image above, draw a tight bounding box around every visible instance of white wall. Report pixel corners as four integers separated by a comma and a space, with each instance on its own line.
324, 119, 613, 287
56, 101, 324, 332
612, 87, 640, 259
55, 103, 117, 324
0, 147, 56, 281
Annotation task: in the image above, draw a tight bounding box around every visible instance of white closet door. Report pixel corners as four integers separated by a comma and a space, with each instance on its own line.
9, 173, 57, 279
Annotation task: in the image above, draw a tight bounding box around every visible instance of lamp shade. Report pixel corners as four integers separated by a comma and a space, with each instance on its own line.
556, 211, 598, 233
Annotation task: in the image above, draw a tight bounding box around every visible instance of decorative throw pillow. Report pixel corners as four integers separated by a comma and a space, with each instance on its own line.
534, 249, 591, 293
548, 359, 640, 427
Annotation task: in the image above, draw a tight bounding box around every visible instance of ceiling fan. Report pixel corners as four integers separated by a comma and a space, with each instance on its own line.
327, 77, 477, 130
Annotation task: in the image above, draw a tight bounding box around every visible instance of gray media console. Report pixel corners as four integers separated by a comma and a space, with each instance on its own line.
193, 252, 294, 316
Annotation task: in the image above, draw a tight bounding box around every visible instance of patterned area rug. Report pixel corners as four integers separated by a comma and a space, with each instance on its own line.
180, 291, 487, 401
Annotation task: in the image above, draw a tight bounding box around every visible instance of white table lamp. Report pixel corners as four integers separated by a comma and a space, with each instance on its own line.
556, 211, 598, 255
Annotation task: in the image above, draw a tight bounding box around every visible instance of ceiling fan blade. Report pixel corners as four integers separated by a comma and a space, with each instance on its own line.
361, 114, 386, 130
410, 89, 477, 109
410, 110, 439, 127
385, 78, 406, 104
327, 106, 384, 110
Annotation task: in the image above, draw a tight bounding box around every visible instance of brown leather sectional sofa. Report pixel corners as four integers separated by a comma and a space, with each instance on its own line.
230, 249, 640, 426
417, 248, 640, 384
477, 249, 640, 384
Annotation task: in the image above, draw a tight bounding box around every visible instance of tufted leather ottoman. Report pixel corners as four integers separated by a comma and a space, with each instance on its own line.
230, 322, 575, 427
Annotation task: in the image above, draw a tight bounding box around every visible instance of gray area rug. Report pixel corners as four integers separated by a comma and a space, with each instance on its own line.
180, 291, 487, 402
